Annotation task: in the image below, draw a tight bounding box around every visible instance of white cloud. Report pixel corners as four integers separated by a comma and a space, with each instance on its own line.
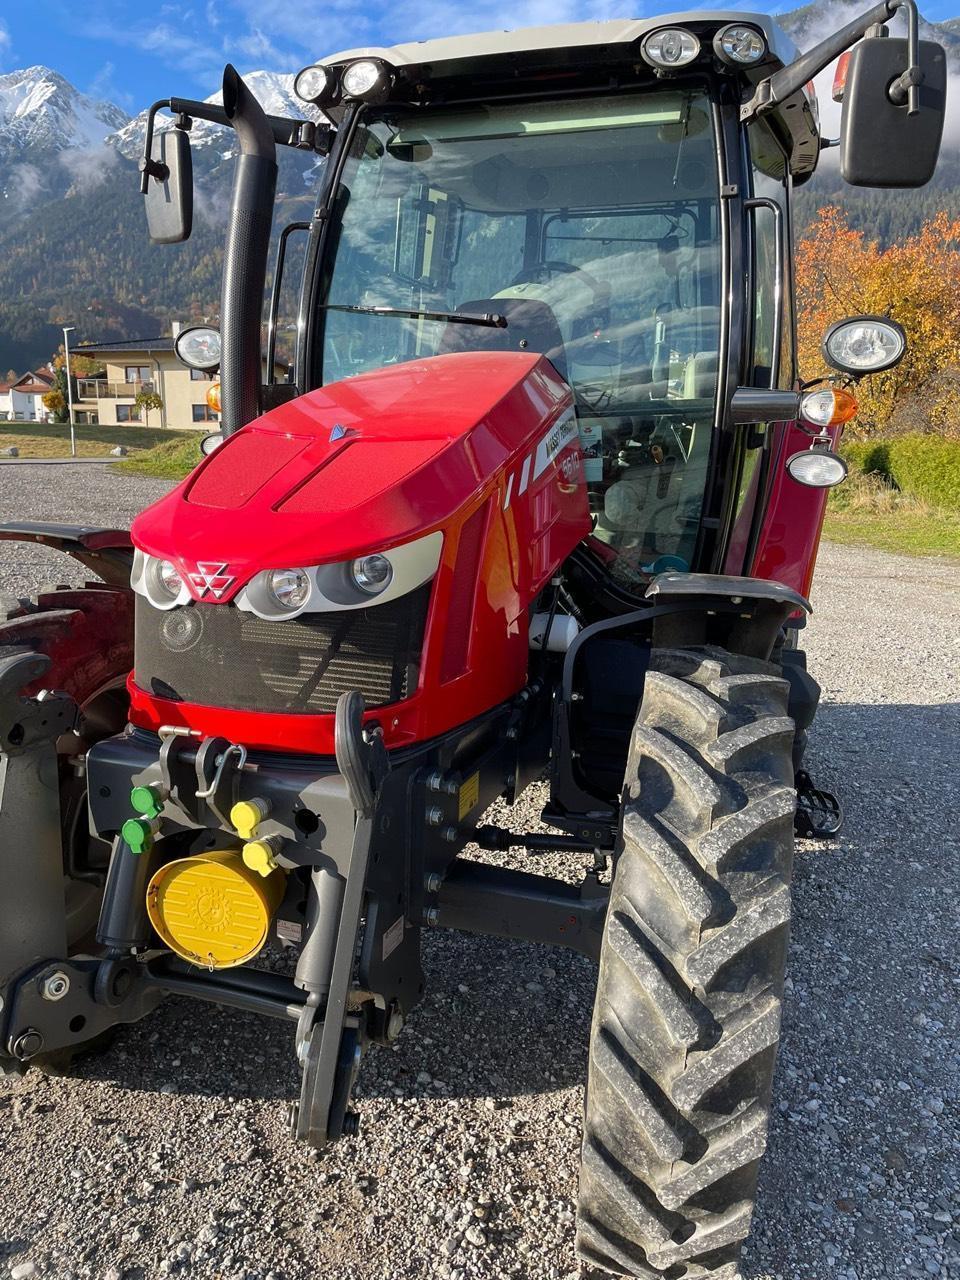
0, 18, 12, 67
87, 60, 134, 110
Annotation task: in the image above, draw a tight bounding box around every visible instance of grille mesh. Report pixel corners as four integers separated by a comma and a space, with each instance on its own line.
134, 586, 430, 714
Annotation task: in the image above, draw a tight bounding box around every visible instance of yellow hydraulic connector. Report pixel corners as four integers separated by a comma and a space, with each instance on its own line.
145, 849, 284, 969
230, 798, 271, 841
242, 835, 282, 879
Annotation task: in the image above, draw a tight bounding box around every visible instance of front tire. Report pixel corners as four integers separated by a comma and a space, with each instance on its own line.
577, 646, 796, 1278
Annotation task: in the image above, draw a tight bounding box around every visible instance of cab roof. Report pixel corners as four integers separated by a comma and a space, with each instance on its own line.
322, 12, 799, 76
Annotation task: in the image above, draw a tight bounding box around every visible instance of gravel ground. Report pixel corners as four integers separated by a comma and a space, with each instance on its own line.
0, 464, 957, 1280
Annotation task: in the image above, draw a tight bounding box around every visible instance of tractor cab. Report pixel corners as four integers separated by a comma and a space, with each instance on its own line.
282, 10, 943, 593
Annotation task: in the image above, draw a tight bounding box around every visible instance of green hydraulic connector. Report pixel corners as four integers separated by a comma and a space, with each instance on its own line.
130, 784, 164, 820
121, 817, 154, 855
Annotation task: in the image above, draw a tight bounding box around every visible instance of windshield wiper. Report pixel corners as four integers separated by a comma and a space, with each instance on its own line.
321, 303, 507, 329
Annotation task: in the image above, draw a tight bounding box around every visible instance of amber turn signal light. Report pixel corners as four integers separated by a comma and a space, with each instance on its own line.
206, 380, 222, 414
799, 387, 858, 429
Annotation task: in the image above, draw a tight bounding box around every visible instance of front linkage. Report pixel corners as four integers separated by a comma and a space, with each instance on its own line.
0, 646, 608, 1141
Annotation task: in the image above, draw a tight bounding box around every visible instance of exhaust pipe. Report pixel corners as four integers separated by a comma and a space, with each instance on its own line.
220, 65, 277, 436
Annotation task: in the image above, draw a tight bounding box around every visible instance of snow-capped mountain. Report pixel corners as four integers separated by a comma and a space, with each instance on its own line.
110, 70, 320, 162
0, 65, 129, 159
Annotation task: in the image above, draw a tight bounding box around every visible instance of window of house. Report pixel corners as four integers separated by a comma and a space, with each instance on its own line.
192, 405, 219, 423
124, 365, 152, 384
190, 368, 209, 381
116, 404, 141, 423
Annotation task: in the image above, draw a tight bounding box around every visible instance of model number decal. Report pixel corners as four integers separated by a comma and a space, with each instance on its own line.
503, 408, 581, 509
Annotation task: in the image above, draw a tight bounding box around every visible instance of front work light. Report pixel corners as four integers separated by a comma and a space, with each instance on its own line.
294, 64, 332, 105
714, 24, 767, 65
799, 387, 858, 429
174, 326, 221, 372
641, 29, 700, 69
341, 59, 392, 101
267, 568, 311, 611
822, 316, 907, 375
786, 449, 849, 488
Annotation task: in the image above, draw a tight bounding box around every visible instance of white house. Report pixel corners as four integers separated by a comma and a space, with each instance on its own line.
0, 370, 56, 422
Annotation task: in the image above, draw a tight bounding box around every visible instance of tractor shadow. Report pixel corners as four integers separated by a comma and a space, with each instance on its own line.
743, 698, 960, 1278
69, 698, 958, 1280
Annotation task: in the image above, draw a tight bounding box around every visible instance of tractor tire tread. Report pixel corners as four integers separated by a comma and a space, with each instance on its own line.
577, 646, 795, 1278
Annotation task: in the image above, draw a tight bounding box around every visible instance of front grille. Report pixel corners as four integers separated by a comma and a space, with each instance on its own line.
134, 585, 431, 714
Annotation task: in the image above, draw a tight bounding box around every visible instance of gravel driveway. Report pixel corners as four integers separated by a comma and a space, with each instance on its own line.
0, 464, 957, 1280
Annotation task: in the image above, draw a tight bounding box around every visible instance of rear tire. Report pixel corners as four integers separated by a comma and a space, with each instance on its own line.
577, 645, 796, 1278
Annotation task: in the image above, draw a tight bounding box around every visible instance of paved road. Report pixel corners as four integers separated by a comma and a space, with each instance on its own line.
0, 465, 957, 1280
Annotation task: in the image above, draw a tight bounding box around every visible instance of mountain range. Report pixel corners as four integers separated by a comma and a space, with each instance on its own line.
0, 11, 957, 374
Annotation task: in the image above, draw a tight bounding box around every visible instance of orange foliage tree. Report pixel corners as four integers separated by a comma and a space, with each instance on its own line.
795, 208, 960, 439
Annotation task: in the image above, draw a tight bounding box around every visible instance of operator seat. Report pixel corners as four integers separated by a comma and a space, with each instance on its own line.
438, 297, 569, 381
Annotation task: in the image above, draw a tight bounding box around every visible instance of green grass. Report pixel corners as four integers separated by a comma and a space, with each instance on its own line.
0, 421, 190, 458
823, 471, 960, 560
115, 435, 204, 479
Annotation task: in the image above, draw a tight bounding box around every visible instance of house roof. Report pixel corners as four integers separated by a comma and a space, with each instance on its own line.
30, 369, 55, 386
14, 382, 52, 395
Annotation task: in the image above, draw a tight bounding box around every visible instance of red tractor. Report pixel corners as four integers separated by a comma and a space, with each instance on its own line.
0, 7, 946, 1277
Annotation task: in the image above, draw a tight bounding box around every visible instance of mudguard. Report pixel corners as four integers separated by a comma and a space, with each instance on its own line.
0, 523, 134, 589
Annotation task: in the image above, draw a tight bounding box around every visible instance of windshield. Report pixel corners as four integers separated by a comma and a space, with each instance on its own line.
317, 90, 722, 582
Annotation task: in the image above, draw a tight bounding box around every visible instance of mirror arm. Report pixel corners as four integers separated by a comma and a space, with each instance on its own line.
887, 0, 922, 113
140, 96, 332, 195
740, 0, 921, 122
139, 100, 172, 194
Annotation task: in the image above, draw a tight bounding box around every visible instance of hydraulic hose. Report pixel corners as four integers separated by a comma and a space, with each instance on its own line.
219, 64, 278, 436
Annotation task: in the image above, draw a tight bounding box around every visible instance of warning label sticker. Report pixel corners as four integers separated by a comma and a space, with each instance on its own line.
458, 771, 480, 821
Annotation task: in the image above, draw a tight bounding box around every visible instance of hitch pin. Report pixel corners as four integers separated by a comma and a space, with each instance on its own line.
196, 743, 248, 799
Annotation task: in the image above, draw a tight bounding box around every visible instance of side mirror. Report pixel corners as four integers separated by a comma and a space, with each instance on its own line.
840, 37, 947, 188
144, 129, 194, 244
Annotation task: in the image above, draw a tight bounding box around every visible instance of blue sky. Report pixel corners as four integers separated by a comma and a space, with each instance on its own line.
0, 0, 956, 111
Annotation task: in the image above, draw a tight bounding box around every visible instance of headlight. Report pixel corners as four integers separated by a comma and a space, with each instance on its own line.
714, 24, 766, 65
822, 316, 907, 375
266, 568, 311, 611
138, 555, 187, 610
641, 28, 700, 69
157, 559, 184, 598
786, 449, 848, 488
351, 554, 393, 596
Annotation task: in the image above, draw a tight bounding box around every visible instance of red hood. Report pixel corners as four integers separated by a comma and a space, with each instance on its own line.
132, 351, 573, 601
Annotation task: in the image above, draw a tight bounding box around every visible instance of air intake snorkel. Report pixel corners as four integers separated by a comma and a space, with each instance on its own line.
220, 64, 278, 437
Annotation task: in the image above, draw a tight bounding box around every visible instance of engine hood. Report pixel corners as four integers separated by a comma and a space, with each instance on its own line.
131, 350, 573, 601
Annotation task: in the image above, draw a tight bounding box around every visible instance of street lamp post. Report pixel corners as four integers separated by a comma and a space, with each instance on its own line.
62, 325, 77, 459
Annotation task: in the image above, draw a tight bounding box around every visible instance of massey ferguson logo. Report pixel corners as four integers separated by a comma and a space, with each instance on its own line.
187, 562, 235, 599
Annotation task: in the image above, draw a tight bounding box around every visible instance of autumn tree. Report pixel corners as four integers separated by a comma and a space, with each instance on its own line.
134, 390, 164, 427
42, 389, 66, 419
795, 207, 960, 439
